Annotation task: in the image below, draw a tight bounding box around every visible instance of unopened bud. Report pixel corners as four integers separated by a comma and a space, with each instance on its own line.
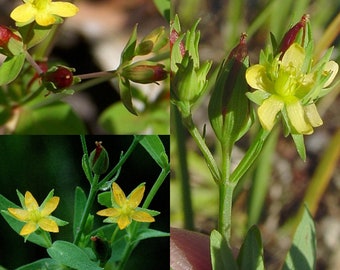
42, 66, 75, 92
0, 25, 18, 46
89, 141, 109, 175
208, 33, 252, 149
135, 27, 167, 55
278, 14, 309, 57
121, 61, 167, 84
0, 25, 22, 55
91, 236, 111, 263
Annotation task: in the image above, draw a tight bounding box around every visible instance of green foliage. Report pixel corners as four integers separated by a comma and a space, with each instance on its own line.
210, 230, 237, 270
0, 53, 25, 85
283, 207, 316, 270
237, 226, 264, 270
47, 241, 102, 270
1, 136, 169, 269
99, 100, 169, 134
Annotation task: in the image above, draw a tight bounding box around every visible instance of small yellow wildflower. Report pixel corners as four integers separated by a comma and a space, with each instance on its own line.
8, 191, 60, 236
97, 183, 155, 230
10, 0, 79, 27
246, 43, 338, 134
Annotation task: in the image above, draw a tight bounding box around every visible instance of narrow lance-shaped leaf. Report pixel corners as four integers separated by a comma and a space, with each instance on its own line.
283, 206, 316, 270
236, 225, 264, 270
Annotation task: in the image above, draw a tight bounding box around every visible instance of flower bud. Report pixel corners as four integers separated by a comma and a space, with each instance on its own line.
278, 14, 309, 57
172, 53, 212, 117
0, 25, 22, 55
208, 34, 252, 149
42, 65, 75, 92
135, 26, 168, 55
91, 236, 111, 263
89, 141, 109, 175
121, 61, 167, 84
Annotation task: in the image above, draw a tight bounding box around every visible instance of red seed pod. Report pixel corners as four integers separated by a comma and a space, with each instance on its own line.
43, 66, 74, 89
0, 25, 20, 47
278, 14, 309, 57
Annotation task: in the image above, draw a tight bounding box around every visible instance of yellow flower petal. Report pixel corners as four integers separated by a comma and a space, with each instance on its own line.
35, 12, 57, 26
8, 208, 30, 221
286, 100, 312, 134
117, 215, 131, 230
323, 60, 339, 87
97, 208, 120, 217
131, 211, 155, 223
112, 183, 126, 207
10, 4, 36, 23
258, 95, 284, 131
128, 185, 145, 208
50, 2, 79, 17
246, 65, 273, 92
281, 43, 304, 69
20, 222, 38, 235
304, 103, 323, 127
38, 217, 59, 232
41, 196, 59, 216
25, 191, 39, 211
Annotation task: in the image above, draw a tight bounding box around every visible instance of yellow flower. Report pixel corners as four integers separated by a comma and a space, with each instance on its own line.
8, 191, 60, 236
10, 0, 79, 27
97, 183, 155, 230
246, 43, 338, 134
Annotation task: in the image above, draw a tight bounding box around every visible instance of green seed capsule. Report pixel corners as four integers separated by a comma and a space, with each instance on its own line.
89, 141, 109, 175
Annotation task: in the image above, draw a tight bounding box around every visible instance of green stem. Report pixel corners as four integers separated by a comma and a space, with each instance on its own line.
230, 128, 270, 183
218, 143, 233, 242
74, 174, 100, 245
143, 164, 170, 208
98, 136, 141, 187
183, 114, 221, 182
218, 181, 236, 243
172, 105, 194, 229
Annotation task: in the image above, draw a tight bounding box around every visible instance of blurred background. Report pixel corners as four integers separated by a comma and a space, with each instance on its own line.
171, 0, 340, 269
0, 135, 169, 269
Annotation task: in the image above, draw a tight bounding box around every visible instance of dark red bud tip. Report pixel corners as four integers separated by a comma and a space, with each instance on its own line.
0, 25, 21, 47
279, 14, 309, 56
170, 29, 185, 56
44, 66, 73, 89
228, 33, 248, 62
93, 141, 103, 164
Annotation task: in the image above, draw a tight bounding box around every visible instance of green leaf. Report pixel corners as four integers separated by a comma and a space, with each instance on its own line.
73, 187, 87, 238
82, 154, 93, 183
0, 53, 25, 85
132, 228, 169, 243
97, 192, 112, 208
283, 206, 316, 270
14, 102, 87, 134
16, 258, 63, 270
118, 76, 137, 115
99, 101, 169, 134
292, 134, 306, 161
121, 24, 138, 64
19, 23, 52, 49
139, 135, 168, 168
153, 0, 170, 22
47, 240, 102, 270
237, 225, 264, 270
210, 230, 238, 270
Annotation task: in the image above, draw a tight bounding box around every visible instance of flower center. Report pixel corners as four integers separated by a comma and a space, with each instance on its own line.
29, 209, 42, 222
33, 0, 50, 10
